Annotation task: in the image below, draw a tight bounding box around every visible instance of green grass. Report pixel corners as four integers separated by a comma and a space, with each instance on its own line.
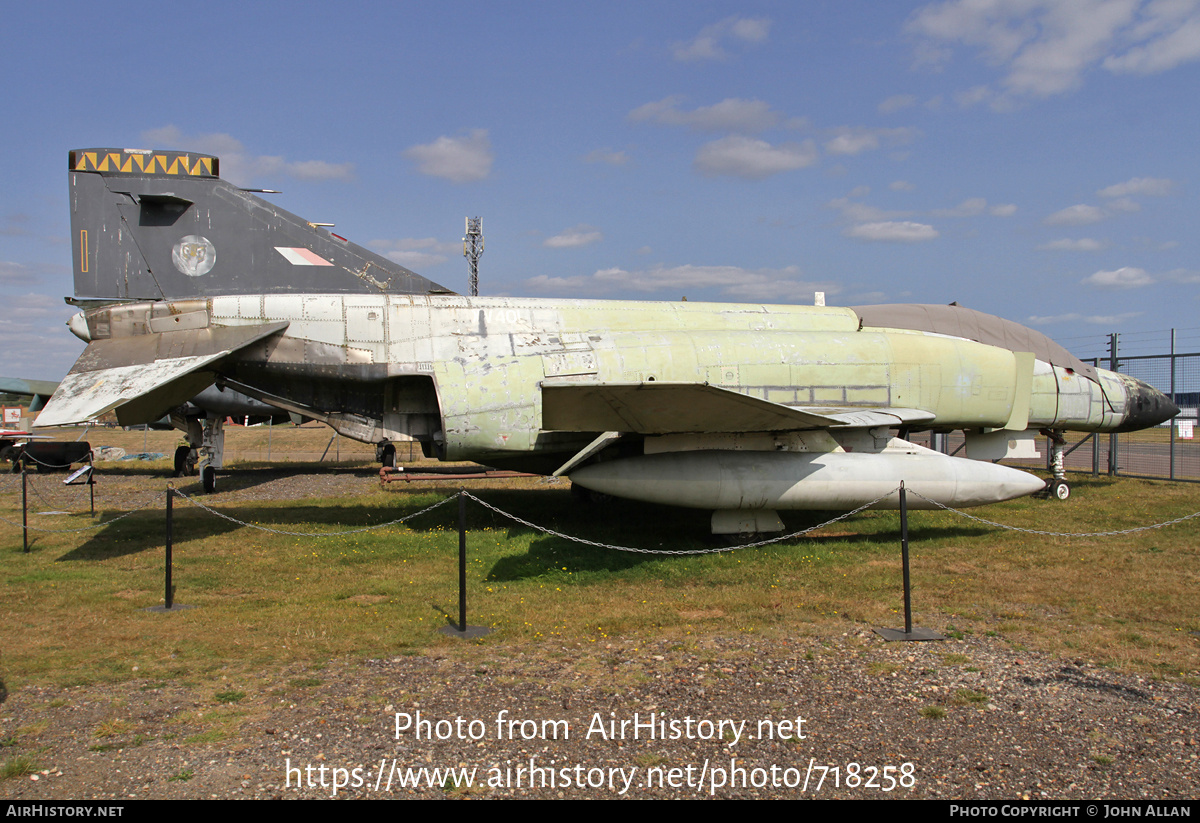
1, 456, 1199, 689
2, 754, 41, 779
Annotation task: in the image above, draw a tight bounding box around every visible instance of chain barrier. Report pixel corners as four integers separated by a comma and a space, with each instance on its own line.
7, 477, 1200, 543
0, 488, 161, 533
13, 450, 83, 470
460, 489, 898, 554
22, 472, 89, 510
171, 487, 457, 537
907, 488, 1200, 536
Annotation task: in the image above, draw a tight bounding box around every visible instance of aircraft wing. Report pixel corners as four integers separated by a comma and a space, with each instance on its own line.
540, 381, 934, 434
35, 322, 289, 428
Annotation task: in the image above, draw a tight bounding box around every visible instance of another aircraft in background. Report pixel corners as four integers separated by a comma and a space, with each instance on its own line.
36, 148, 1178, 533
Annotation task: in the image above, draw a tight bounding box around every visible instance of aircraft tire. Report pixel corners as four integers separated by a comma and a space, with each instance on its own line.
173, 446, 191, 478
1050, 480, 1070, 501
381, 444, 396, 468
202, 465, 216, 494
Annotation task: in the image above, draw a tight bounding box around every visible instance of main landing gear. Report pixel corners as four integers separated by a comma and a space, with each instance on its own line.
1040, 429, 1070, 500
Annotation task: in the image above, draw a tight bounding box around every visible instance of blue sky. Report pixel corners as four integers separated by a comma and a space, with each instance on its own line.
2, 0, 1199, 379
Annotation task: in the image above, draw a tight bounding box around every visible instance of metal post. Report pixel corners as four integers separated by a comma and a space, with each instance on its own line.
874, 481, 941, 642
458, 491, 467, 632
268, 416, 272, 461
900, 481, 912, 634
165, 487, 174, 609
1170, 329, 1176, 481
1108, 333, 1119, 476
21, 463, 28, 553
1092, 357, 1100, 476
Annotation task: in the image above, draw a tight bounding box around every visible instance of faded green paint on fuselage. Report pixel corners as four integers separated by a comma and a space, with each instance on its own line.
194, 294, 1121, 465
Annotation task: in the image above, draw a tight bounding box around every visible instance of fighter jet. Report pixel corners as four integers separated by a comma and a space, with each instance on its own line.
36, 148, 1178, 534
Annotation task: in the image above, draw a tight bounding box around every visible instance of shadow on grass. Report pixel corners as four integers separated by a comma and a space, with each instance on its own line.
52, 481, 995, 569
471, 490, 994, 581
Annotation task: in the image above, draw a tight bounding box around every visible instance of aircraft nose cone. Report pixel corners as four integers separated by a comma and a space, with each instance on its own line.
1115, 376, 1179, 432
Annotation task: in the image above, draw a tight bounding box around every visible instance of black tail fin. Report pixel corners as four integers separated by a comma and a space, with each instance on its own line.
68, 148, 454, 301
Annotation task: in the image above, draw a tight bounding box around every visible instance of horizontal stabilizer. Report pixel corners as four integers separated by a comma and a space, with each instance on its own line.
35, 354, 230, 428
35, 321, 288, 428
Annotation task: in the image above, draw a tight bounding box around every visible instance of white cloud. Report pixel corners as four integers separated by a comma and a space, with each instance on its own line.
583, 148, 630, 166
141, 126, 354, 186
1163, 268, 1200, 283
931, 197, 988, 217
0, 292, 86, 378
0, 262, 35, 284
844, 221, 940, 243
1082, 266, 1154, 288
693, 137, 818, 179
628, 97, 781, 133
403, 129, 494, 183
1038, 238, 1108, 251
1, 215, 30, 237
827, 196, 911, 223
1106, 197, 1142, 213
672, 16, 771, 62
525, 263, 836, 302
543, 225, 603, 249
0, 261, 67, 285
1027, 310, 1142, 325
1082, 311, 1143, 324
907, 0, 1200, 100
954, 85, 992, 107
1045, 204, 1109, 225
879, 94, 918, 114
927, 197, 1015, 218
1026, 312, 1083, 325
890, 180, 916, 191
1098, 176, 1174, 197
283, 160, 356, 181
369, 237, 459, 269
824, 127, 918, 156
1104, 3, 1200, 73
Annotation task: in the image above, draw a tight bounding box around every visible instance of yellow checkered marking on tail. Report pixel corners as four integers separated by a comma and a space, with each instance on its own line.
71, 150, 216, 177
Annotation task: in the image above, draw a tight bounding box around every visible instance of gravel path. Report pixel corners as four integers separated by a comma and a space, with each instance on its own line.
2, 630, 1197, 800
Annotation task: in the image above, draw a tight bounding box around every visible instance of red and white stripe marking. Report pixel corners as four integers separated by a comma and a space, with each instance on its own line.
274, 247, 334, 266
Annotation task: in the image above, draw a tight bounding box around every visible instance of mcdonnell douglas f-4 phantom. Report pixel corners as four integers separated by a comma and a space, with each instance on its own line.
36, 148, 1178, 534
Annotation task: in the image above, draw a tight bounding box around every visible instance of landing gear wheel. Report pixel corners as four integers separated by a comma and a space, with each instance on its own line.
381, 443, 396, 469
173, 446, 194, 478
202, 465, 216, 494
1047, 479, 1070, 500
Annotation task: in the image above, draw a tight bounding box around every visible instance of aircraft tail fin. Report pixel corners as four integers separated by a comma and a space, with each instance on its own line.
68, 148, 454, 302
